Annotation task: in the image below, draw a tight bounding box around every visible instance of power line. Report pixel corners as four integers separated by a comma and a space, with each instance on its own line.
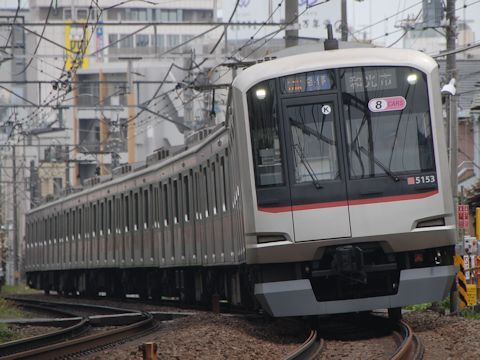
15, 0, 54, 76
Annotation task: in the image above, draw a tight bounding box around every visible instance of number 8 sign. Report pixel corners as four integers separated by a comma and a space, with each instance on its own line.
368, 96, 406, 113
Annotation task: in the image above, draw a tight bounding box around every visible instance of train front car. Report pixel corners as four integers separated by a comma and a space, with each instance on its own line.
232, 48, 456, 317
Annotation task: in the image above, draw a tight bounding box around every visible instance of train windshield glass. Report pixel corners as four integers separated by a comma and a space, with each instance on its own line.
340, 66, 434, 179
287, 102, 339, 183
247, 79, 285, 188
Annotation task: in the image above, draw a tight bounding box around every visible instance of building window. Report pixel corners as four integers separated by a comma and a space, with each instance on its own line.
167, 35, 180, 48
76, 8, 89, 20
53, 178, 63, 195
136, 34, 149, 47
119, 34, 133, 48
108, 34, 119, 49
151, 34, 165, 50
63, 8, 72, 20
128, 8, 148, 21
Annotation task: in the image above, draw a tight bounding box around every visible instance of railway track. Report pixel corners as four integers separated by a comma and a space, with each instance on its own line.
284, 315, 423, 360
391, 320, 424, 360
0, 298, 157, 359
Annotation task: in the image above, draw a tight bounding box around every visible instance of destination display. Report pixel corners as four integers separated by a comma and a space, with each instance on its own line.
344, 68, 397, 92
283, 70, 334, 94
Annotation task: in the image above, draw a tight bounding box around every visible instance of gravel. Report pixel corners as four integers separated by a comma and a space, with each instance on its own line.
12, 294, 480, 359
7, 324, 61, 341
86, 314, 308, 360
404, 310, 480, 360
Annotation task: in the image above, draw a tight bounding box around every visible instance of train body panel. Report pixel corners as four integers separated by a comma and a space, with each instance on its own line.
26, 47, 455, 317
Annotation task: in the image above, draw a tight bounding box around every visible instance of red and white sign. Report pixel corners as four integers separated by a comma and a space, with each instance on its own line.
368, 96, 407, 112
458, 204, 469, 229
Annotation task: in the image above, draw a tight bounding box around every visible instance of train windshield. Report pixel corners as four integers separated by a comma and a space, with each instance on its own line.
340, 66, 435, 179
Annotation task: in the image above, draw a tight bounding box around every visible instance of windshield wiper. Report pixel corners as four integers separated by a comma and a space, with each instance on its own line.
358, 145, 400, 182
293, 144, 323, 189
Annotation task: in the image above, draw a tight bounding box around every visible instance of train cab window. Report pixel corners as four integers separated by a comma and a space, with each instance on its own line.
247, 79, 285, 188
340, 66, 435, 178
287, 102, 340, 183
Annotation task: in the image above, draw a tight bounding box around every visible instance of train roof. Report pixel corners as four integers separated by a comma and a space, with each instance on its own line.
27, 124, 228, 216
232, 47, 438, 93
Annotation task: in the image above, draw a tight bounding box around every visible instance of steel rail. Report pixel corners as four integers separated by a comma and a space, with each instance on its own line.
283, 329, 324, 360
0, 317, 89, 358
1, 312, 154, 360
4, 296, 140, 315
390, 320, 424, 360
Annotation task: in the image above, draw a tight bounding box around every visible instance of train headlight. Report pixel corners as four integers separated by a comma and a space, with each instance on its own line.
255, 88, 267, 100
407, 73, 418, 85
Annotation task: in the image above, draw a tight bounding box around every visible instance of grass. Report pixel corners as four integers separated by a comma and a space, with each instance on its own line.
403, 303, 432, 311
0, 284, 40, 295
0, 298, 25, 319
0, 324, 17, 343
0, 298, 25, 343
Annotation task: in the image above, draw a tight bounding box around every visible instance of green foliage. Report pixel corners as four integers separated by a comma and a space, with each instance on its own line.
0, 298, 24, 319
403, 303, 432, 311
460, 307, 480, 319
0, 324, 17, 343
0, 284, 39, 295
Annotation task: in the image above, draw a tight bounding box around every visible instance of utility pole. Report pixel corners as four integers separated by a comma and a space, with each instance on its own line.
99, 71, 108, 175
12, 143, 18, 286
445, 0, 458, 314
285, 0, 298, 48
120, 57, 142, 164
341, 0, 348, 41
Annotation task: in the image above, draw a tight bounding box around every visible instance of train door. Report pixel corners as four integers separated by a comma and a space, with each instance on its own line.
282, 94, 351, 241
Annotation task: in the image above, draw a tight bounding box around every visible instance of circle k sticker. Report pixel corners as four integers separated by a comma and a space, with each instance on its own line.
368, 96, 407, 112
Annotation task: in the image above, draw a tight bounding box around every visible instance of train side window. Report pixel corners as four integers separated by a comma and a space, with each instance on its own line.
173, 179, 179, 224
93, 204, 97, 237
212, 162, 218, 215
184, 174, 190, 222
134, 192, 139, 231
100, 202, 105, 236
221, 156, 228, 212
153, 187, 159, 228
203, 166, 209, 218
108, 199, 112, 235
66, 212, 70, 240
163, 183, 169, 226
194, 171, 201, 220
144, 188, 149, 229
125, 195, 130, 233
77, 209, 82, 262
78, 209, 82, 239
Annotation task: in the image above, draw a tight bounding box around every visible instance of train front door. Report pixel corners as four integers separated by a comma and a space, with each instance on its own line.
282, 94, 351, 242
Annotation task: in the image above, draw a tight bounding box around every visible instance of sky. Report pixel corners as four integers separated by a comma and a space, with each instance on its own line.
223, 0, 480, 51
2, 0, 479, 50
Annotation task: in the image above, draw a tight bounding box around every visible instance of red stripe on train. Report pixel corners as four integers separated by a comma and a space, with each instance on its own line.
257, 190, 438, 213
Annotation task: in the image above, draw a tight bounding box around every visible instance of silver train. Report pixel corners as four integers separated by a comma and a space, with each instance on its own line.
25, 48, 456, 317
